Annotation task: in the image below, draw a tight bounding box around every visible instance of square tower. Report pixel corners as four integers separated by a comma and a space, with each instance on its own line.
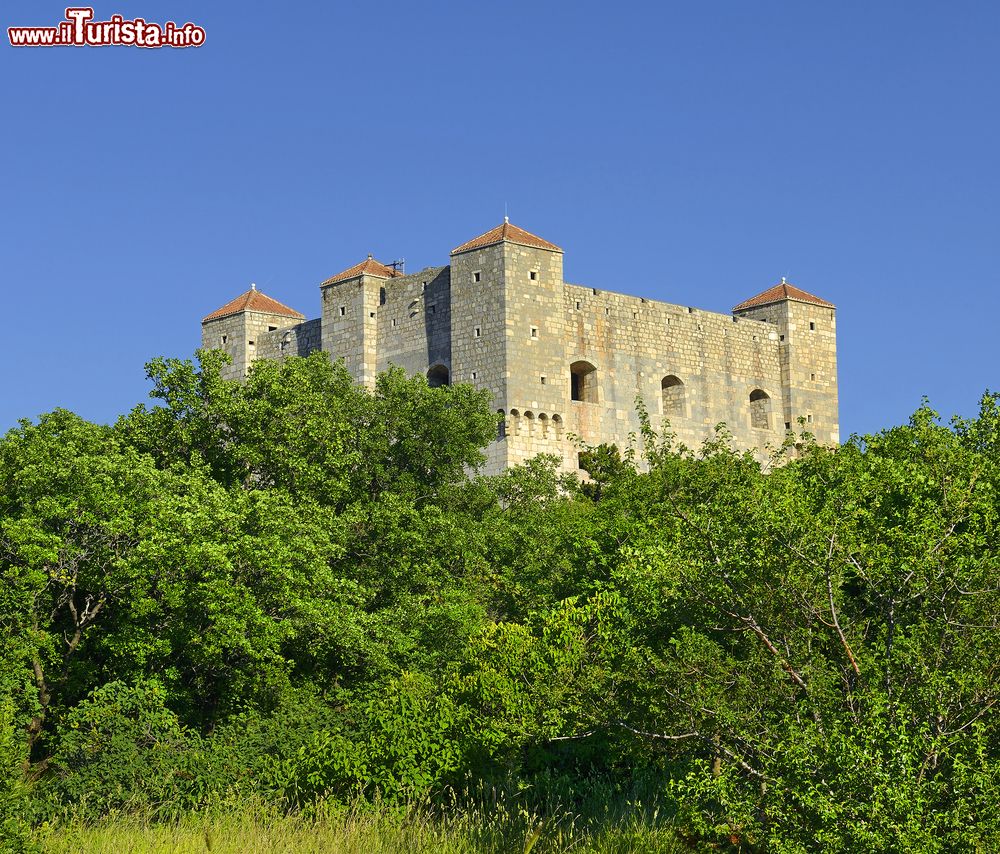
449, 220, 566, 469
201, 285, 305, 381
733, 280, 839, 445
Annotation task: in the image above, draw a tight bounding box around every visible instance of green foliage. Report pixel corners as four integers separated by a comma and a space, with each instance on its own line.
0, 699, 34, 853
5, 352, 1000, 851
37, 680, 196, 818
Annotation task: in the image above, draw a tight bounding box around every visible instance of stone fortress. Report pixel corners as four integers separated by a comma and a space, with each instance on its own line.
202, 220, 838, 474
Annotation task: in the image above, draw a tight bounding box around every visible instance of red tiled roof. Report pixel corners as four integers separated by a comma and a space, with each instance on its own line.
451, 219, 562, 255
202, 287, 305, 323
320, 255, 403, 286
733, 281, 835, 312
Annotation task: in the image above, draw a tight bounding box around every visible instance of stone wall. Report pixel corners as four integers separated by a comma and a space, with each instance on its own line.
375, 266, 451, 378
498, 272, 788, 471
257, 317, 322, 360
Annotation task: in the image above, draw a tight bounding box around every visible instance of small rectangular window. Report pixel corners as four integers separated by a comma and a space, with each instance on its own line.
592, 288, 598, 295
474, 326, 481, 338
221, 335, 227, 345
780, 334, 785, 342
369, 312, 375, 318
529, 271, 538, 281
268, 325, 277, 332
471, 371, 477, 380
248, 340, 255, 347
540, 375, 546, 384
430, 305, 436, 314
809, 321, 816, 331
605, 308, 610, 316
421, 281, 427, 292
785, 421, 792, 430
339, 306, 346, 316
473, 271, 481, 283
392, 318, 397, 327
530, 326, 538, 338
810, 372, 816, 381
807, 414, 813, 423
575, 300, 581, 310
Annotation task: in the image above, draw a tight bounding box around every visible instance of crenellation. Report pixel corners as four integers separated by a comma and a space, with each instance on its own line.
200, 222, 839, 474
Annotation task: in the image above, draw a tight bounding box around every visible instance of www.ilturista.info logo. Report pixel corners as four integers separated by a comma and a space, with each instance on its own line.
8, 7, 206, 48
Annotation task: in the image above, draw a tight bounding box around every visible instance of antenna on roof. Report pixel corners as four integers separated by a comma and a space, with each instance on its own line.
389, 258, 405, 274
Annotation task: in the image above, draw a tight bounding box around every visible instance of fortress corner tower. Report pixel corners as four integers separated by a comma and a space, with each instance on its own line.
732, 279, 839, 446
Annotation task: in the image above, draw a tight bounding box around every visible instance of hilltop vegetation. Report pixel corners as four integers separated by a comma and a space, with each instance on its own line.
2, 350, 1000, 852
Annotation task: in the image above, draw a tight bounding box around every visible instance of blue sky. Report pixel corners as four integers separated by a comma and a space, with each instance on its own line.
3, 1, 998, 439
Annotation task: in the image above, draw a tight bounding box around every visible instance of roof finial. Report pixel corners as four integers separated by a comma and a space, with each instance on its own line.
250, 282, 257, 290
367, 253, 373, 260
781, 276, 786, 284
504, 201, 509, 224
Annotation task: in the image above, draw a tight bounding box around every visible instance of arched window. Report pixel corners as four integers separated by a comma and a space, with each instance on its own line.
750, 389, 771, 430
538, 413, 549, 438
509, 408, 520, 437
552, 413, 563, 439
570, 360, 598, 403
523, 411, 535, 437
661, 375, 685, 417
427, 364, 449, 388
497, 409, 507, 440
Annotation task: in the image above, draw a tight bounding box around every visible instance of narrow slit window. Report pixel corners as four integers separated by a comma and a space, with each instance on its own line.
809, 321, 816, 331
339, 306, 346, 316
529, 270, 538, 280
473, 271, 481, 283
475, 326, 481, 338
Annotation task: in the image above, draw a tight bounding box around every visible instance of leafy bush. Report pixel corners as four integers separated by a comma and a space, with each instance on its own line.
0, 699, 34, 853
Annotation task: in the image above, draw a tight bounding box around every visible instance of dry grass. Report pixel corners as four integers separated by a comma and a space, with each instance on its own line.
38, 800, 683, 854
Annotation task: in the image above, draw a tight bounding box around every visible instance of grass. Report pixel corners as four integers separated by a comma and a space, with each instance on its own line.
38, 797, 684, 853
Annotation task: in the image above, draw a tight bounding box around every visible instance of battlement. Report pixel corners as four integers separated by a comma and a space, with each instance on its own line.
201, 221, 839, 473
